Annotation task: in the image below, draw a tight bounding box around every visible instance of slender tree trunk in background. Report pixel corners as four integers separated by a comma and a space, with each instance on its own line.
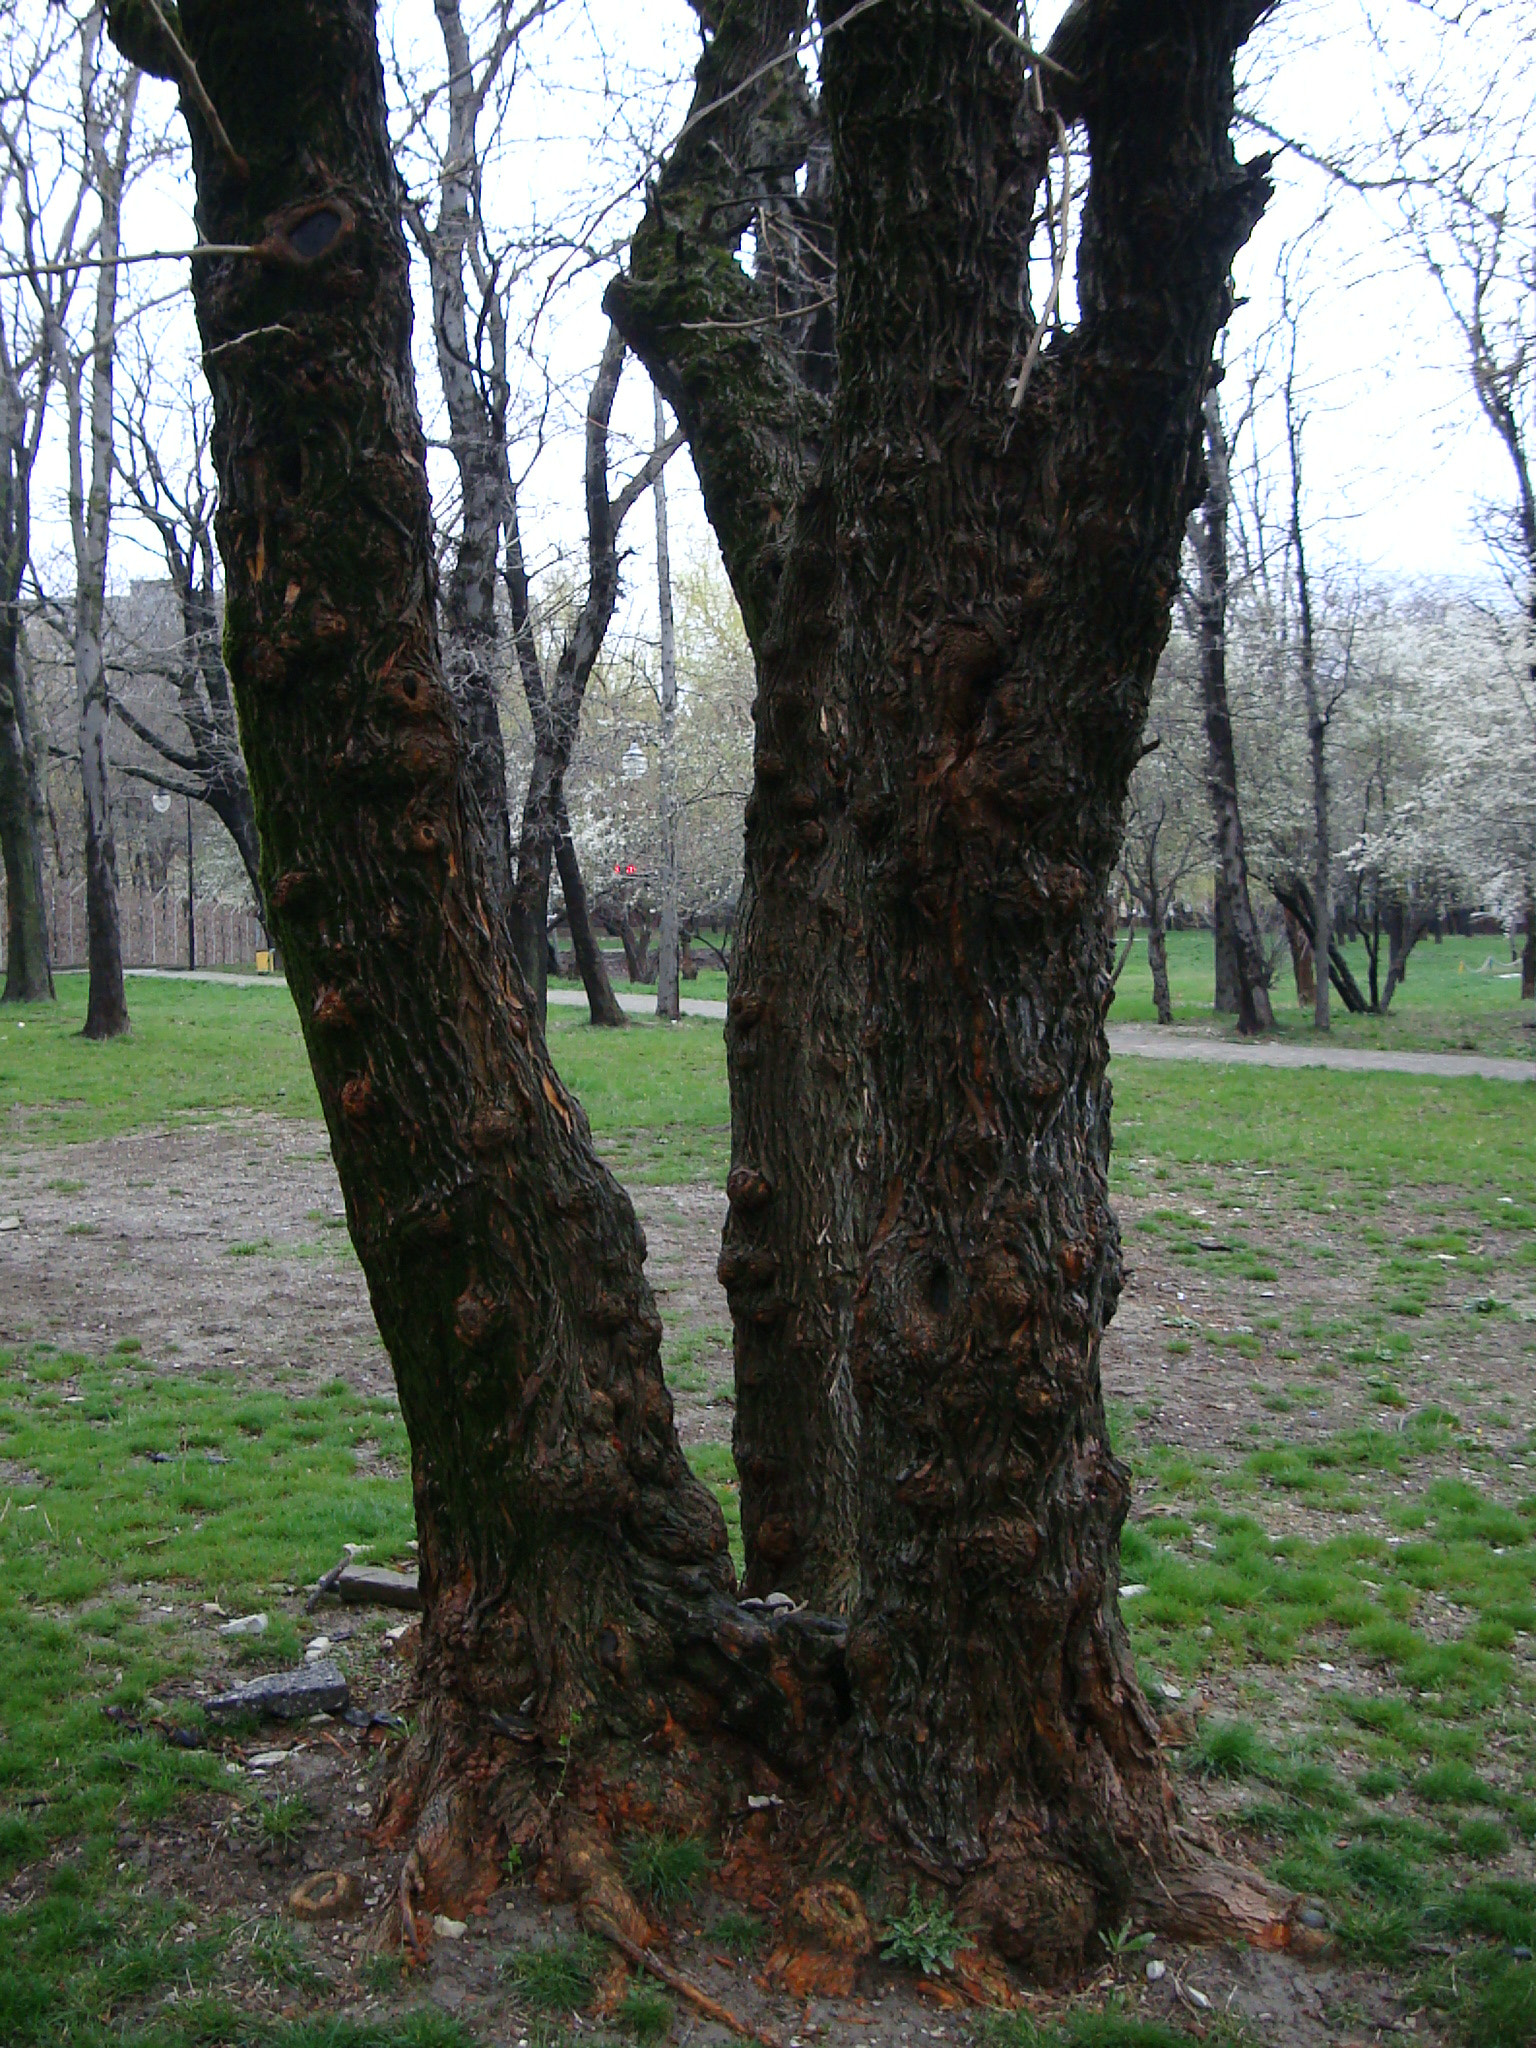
1284, 908, 1316, 1005
1190, 390, 1272, 1033
1148, 910, 1174, 1025
619, 0, 1297, 1961
67, 22, 136, 1041
653, 389, 680, 1024
504, 331, 678, 1029
1523, 885, 1535, 1002
1380, 898, 1425, 1014
1213, 871, 1238, 1013
1, 348, 55, 1002
414, 0, 516, 919
0, 622, 54, 1004
555, 805, 627, 1028
1284, 365, 1330, 1031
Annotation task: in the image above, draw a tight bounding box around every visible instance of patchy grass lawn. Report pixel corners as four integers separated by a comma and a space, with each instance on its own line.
2, 978, 1534, 2044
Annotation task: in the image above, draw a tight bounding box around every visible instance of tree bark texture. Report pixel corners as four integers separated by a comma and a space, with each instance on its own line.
610, 0, 864, 1617
1523, 886, 1535, 1003
653, 389, 681, 1025
616, 0, 1287, 1955
1189, 390, 1272, 1033
100, 7, 863, 1902
0, 407, 54, 1001
68, 20, 136, 1040
115, 0, 1305, 1979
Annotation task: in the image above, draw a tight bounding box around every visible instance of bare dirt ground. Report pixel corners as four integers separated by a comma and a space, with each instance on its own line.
4, 1113, 1534, 2045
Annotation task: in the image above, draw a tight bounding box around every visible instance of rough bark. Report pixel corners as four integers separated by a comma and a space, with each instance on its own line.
1189, 390, 1272, 1033
0, 389, 54, 1001
653, 389, 681, 1024
618, 0, 1296, 1961
609, 0, 865, 1615
101, 0, 842, 1884
113, 0, 1305, 1978
64, 16, 136, 1040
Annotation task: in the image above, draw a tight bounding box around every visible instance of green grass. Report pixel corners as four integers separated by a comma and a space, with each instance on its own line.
1111, 927, 1535, 1055
7, 976, 1536, 2044
502, 1937, 603, 2013
620, 1831, 710, 1913
10, 975, 1532, 1205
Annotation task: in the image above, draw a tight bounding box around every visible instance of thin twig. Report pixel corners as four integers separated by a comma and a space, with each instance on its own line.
142, 0, 250, 181
601, 1927, 785, 2048
1011, 114, 1072, 412
0, 244, 255, 282
680, 291, 837, 334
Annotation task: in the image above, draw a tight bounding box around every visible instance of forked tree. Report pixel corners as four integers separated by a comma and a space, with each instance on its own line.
109, 0, 1308, 1980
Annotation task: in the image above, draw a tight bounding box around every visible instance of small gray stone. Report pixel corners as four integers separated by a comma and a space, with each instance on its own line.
336, 1564, 422, 1612
1297, 1905, 1328, 1931
205, 1661, 349, 1720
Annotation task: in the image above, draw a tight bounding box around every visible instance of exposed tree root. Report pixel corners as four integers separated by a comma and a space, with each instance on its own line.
367, 1622, 1318, 1997
606, 1925, 787, 2048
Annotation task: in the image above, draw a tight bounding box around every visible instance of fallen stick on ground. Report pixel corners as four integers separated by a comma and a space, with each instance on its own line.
602, 1926, 785, 2048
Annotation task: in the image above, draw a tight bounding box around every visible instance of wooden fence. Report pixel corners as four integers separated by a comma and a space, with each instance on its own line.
0, 884, 267, 972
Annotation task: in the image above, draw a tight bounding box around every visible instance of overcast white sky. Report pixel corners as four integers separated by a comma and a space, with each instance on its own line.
16, 0, 1526, 618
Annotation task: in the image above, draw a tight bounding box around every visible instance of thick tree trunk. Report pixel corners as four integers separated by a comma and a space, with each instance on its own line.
0, 629, 54, 1003
610, 0, 865, 1615
1190, 391, 1272, 1033
620, 0, 1292, 1964
117, 0, 1301, 1980
102, 0, 854, 1923
653, 390, 681, 1025
555, 809, 627, 1028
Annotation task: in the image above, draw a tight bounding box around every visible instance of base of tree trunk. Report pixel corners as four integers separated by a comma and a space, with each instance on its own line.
368, 1621, 1317, 1989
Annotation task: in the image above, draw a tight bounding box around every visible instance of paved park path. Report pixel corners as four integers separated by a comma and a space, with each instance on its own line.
123, 968, 1536, 1082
